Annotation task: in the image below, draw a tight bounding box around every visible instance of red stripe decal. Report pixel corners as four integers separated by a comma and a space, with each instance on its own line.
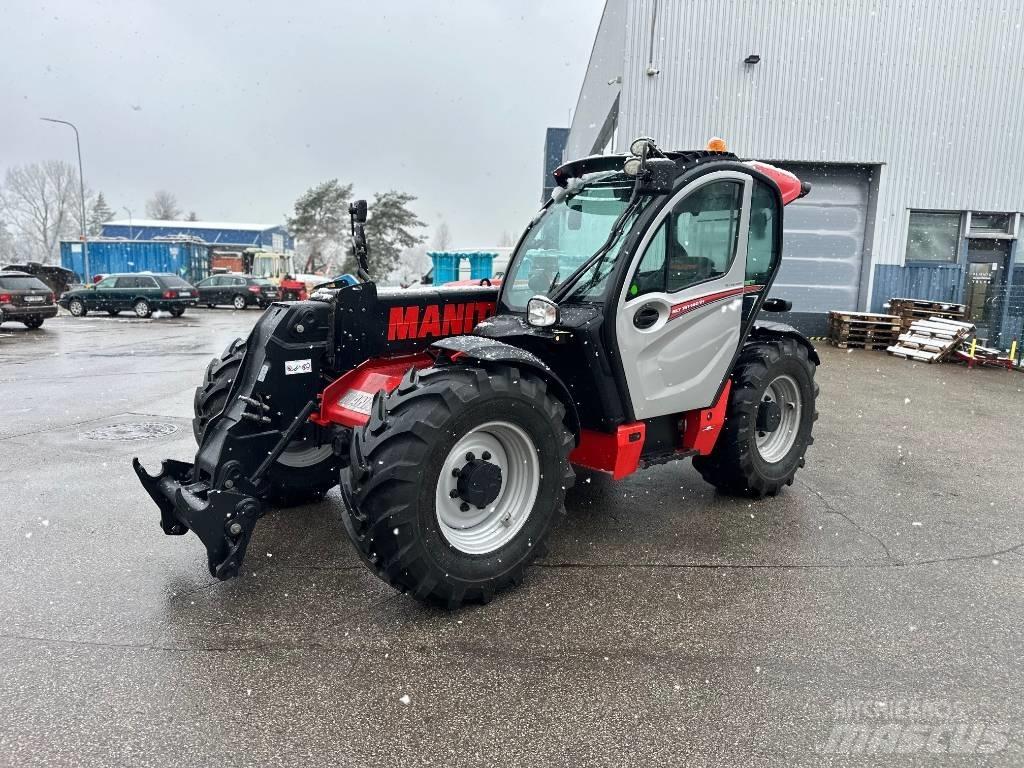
668, 285, 762, 321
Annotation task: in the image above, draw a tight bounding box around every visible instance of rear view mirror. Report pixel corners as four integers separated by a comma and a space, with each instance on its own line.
762, 297, 792, 313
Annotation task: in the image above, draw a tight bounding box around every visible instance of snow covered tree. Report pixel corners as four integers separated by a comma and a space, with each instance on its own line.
186, 211, 198, 221
0, 217, 17, 263
350, 191, 426, 278
146, 190, 181, 220
287, 179, 352, 274
390, 245, 430, 287
88, 192, 115, 236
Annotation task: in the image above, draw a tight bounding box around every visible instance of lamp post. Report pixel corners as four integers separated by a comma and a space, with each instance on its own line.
123, 206, 134, 241
40, 117, 90, 281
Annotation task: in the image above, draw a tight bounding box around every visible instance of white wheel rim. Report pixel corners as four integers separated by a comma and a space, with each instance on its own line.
435, 420, 540, 555
70, 301, 83, 316
755, 374, 802, 464
135, 301, 148, 317
234, 296, 246, 309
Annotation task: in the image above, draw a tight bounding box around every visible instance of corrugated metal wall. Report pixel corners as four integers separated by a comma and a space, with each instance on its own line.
572, 0, 1024, 293
870, 264, 964, 313
60, 240, 210, 282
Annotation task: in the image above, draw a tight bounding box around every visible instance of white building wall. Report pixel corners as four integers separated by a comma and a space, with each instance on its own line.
570, 0, 1024, 279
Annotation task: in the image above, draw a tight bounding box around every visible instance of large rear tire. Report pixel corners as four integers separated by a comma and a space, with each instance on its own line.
340, 365, 575, 607
693, 338, 817, 498
192, 338, 338, 505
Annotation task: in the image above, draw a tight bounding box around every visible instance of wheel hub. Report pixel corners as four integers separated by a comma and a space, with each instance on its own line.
756, 399, 782, 432
455, 456, 503, 509
435, 421, 540, 555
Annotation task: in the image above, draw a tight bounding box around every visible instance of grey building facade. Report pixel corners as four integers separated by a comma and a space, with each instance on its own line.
566, 0, 1024, 338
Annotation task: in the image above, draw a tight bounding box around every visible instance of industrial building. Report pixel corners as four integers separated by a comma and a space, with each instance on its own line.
561, 0, 1024, 339
101, 220, 294, 252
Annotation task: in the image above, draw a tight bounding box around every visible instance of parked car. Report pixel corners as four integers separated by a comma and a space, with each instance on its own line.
58, 273, 197, 318
2, 262, 80, 296
0, 271, 59, 329
195, 273, 280, 309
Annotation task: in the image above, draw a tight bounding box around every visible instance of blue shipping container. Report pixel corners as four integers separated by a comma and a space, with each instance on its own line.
60, 240, 210, 282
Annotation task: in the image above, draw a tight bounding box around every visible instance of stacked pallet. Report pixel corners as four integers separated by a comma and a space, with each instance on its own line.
888, 297, 968, 332
886, 317, 975, 363
827, 311, 902, 349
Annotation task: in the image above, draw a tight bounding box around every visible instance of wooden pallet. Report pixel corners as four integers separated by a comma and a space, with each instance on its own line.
827, 310, 901, 347
886, 316, 975, 363
888, 298, 967, 331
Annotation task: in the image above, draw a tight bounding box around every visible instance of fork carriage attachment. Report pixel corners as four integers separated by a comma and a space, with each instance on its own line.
133, 281, 501, 579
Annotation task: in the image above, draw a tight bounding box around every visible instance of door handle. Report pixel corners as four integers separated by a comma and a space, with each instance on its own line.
633, 304, 660, 330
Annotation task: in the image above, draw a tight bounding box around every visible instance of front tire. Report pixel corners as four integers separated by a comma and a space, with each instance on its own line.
693, 338, 817, 498
68, 299, 87, 317
340, 365, 575, 607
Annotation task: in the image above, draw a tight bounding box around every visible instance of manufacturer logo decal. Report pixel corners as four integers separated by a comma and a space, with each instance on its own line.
285, 359, 312, 375
668, 285, 762, 321
387, 301, 497, 341
338, 389, 374, 415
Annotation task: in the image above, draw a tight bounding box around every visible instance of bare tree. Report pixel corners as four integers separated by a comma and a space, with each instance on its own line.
0, 217, 18, 263
0, 161, 83, 263
146, 190, 181, 220
433, 220, 452, 251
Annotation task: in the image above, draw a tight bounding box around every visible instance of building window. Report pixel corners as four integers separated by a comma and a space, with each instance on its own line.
905, 211, 961, 263
969, 213, 1011, 235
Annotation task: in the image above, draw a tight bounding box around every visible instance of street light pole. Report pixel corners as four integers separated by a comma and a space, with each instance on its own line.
40, 117, 90, 281
123, 206, 134, 241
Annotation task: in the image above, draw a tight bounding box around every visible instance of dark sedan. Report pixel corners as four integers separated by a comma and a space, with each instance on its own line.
59, 273, 197, 318
0, 272, 59, 329
195, 274, 280, 309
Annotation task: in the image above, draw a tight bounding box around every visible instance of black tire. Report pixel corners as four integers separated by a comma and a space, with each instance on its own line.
23, 316, 44, 329
207, 303, 217, 309
693, 338, 818, 498
133, 298, 152, 318
107, 310, 120, 317
340, 365, 575, 608
192, 338, 338, 505
232, 294, 247, 310
170, 306, 185, 317
68, 298, 87, 317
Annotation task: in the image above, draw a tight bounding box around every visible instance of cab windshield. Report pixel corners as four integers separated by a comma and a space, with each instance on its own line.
502, 173, 639, 310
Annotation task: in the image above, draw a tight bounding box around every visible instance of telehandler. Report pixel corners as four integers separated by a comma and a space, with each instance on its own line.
136, 138, 818, 606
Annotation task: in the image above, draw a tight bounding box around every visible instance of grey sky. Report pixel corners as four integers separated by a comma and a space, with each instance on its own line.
1, 1, 603, 248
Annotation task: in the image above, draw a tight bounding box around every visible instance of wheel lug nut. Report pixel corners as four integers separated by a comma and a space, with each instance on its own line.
465, 452, 475, 462
481, 451, 491, 461
459, 502, 470, 512
452, 468, 461, 477
449, 489, 459, 499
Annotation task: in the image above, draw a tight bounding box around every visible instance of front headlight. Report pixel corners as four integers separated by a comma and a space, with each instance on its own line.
527, 295, 559, 328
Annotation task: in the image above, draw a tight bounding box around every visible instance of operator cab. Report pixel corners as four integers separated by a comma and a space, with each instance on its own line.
481, 137, 807, 432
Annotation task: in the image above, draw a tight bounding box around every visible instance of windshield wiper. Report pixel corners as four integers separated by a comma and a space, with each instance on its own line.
546, 270, 560, 294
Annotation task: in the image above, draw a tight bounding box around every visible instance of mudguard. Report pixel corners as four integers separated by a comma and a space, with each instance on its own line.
749, 320, 820, 365
432, 335, 581, 438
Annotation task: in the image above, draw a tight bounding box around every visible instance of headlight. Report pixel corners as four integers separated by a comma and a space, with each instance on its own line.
527, 295, 559, 328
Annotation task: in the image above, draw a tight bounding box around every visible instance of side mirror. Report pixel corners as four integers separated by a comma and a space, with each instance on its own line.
636, 157, 677, 195
527, 295, 559, 327
349, 200, 367, 223
762, 297, 792, 313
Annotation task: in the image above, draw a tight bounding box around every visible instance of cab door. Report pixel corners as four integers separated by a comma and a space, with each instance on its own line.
614, 171, 753, 419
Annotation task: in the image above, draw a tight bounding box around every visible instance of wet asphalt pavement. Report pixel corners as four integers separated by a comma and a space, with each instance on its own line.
1, 309, 1022, 767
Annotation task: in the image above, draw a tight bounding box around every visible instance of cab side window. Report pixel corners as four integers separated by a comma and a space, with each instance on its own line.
96, 277, 118, 289
746, 179, 779, 287
629, 180, 743, 299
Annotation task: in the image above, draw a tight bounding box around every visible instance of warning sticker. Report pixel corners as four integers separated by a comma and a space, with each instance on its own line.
285, 359, 312, 375
338, 389, 374, 415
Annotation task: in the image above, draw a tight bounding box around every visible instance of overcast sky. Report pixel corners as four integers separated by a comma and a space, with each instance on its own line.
0, 0, 604, 248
